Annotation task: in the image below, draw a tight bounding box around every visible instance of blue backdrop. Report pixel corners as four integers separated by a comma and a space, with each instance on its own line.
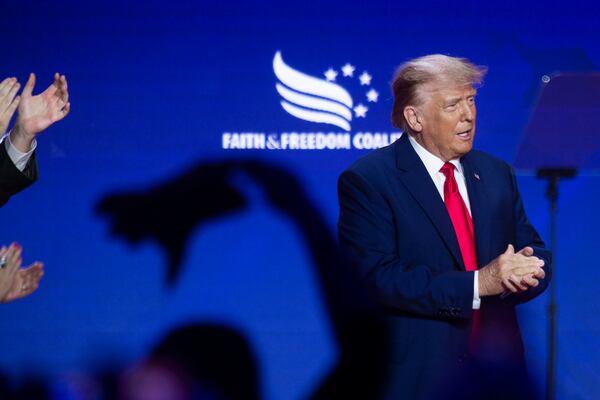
1, 0, 599, 398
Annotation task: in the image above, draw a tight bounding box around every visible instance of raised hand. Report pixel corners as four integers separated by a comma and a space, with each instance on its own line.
0, 77, 21, 135
11, 73, 70, 152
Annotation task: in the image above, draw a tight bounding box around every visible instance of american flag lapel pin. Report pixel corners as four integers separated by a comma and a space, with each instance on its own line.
474, 173, 480, 181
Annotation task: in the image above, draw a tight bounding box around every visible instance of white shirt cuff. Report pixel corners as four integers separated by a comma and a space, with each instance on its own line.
472, 270, 481, 309
3, 131, 36, 172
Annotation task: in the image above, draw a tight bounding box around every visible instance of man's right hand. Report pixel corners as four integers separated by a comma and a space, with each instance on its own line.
479, 244, 545, 296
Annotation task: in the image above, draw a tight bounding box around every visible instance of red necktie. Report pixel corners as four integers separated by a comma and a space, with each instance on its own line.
440, 162, 480, 349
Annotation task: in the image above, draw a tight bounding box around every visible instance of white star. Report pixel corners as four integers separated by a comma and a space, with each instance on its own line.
341, 63, 355, 77
359, 71, 372, 86
354, 103, 368, 118
366, 89, 379, 102
324, 68, 338, 82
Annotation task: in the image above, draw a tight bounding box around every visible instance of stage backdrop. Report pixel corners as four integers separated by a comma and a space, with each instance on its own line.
1, 0, 600, 398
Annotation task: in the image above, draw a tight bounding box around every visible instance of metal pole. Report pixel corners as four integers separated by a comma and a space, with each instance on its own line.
545, 176, 558, 400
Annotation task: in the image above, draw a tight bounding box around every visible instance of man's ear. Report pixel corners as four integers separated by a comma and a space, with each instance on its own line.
403, 106, 422, 132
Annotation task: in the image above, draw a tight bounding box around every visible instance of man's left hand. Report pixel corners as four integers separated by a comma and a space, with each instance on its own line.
11, 72, 70, 152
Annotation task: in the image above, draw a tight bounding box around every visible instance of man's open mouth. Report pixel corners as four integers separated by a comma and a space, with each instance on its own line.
457, 129, 472, 139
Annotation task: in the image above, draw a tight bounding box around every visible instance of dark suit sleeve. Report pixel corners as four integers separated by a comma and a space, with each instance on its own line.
503, 166, 552, 305
338, 170, 475, 320
0, 140, 38, 207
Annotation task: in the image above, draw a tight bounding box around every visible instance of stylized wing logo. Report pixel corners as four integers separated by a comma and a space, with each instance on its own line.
273, 51, 353, 131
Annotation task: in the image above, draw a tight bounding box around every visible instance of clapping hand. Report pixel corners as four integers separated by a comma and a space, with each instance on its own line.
0, 77, 21, 136
479, 244, 545, 296
0, 243, 44, 303
11, 73, 70, 152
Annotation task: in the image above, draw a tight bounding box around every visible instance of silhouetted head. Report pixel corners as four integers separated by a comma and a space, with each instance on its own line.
120, 324, 259, 400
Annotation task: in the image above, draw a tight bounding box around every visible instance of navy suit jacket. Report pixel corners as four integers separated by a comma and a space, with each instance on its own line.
338, 133, 551, 399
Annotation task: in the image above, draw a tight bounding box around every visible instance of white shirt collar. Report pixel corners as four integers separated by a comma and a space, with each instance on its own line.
407, 134, 463, 177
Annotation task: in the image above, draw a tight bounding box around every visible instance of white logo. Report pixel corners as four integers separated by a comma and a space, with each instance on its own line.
221, 51, 400, 151
273, 51, 379, 132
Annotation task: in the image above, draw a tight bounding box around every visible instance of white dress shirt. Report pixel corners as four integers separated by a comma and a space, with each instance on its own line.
408, 135, 480, 310
1, 132, 36, 172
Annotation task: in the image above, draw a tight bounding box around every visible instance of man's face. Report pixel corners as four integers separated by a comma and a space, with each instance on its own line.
415, 82, 477, 161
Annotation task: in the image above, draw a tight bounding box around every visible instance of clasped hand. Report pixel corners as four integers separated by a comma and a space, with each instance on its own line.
479, 244, 545, 296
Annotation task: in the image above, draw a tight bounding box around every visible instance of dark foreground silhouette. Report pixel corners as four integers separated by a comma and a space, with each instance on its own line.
98, 160, 389, 399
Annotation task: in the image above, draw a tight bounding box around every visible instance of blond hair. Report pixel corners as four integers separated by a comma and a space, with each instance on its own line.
391, 54, 487, 132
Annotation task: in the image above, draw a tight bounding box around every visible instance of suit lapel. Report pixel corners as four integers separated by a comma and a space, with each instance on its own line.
461, 153, 490, 266
394, 134, 466, 270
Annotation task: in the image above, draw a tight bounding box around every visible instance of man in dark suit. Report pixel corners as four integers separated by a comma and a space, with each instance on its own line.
338, 54, 551, 399
0, 72, 70, 303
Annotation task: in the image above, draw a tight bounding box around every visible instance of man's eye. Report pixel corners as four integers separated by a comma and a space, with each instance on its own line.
445, 103, 458, 110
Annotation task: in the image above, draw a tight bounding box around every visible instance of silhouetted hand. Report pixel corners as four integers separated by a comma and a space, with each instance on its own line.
98, 162, 246, 285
